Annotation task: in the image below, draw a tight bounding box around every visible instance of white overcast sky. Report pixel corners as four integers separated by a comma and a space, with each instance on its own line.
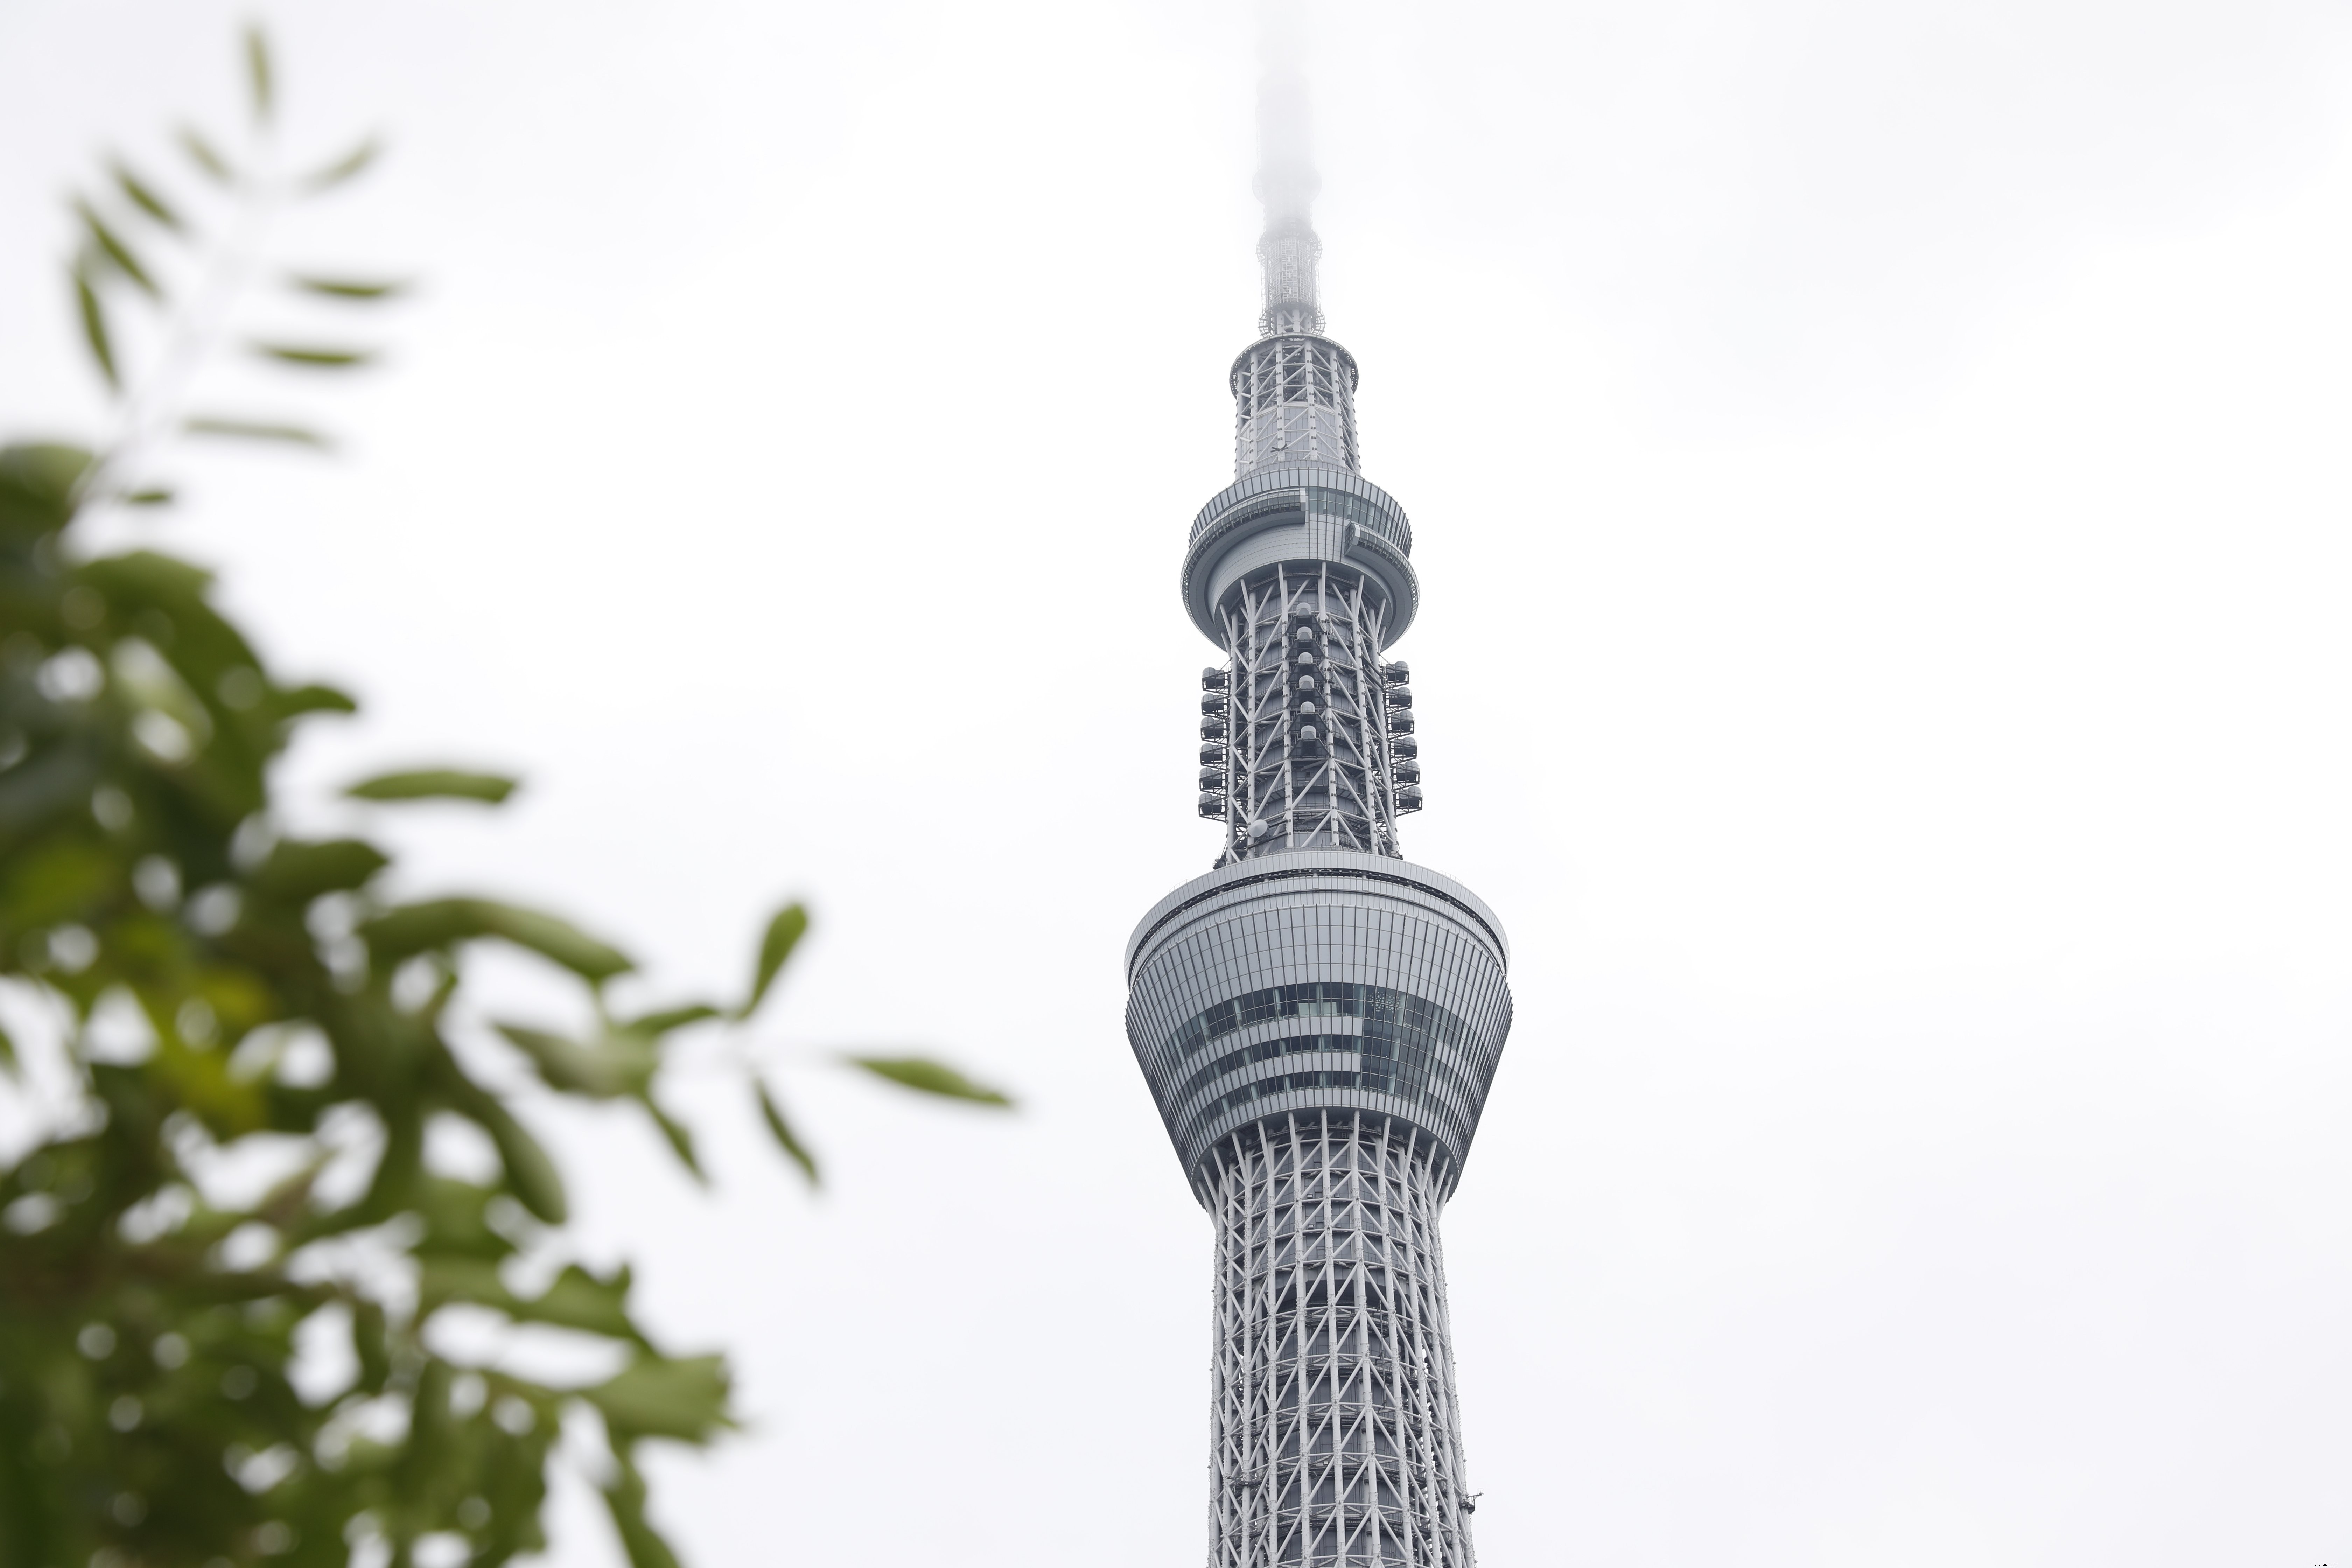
6, 1, 2352, 1564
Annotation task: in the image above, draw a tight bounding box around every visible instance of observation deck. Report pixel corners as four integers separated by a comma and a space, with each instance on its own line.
1126, 849, 1511, 1202
1181, 463, 1420, 650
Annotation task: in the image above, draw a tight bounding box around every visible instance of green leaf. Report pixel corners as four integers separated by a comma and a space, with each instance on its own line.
845, 1055, 1013, 1108
76, 545, 212, 598
602, 1454, 684, 1568
74, 268, 118, 390
286, 273, 406, 300
753, 1079, 818, 1186
78, 201, 161, 297
412, 1173, 511, 1258
244, 24, 274, 123
0, 1020, 17, 1078
0, 444, 94, 543
622, 1004, 720, 1036
248, 838, 388, 903
641, 1098, 704, 1183
248, 342, 375, 369
177, 125, 236, 184
585, 1355, 733, 1446
357, 1107, 424, 1220
419, 1254, 514, 1314
366, 898, 634, 981
514, 1263, 645, 1344
478, 904, 635, 981
739, 902, 808, 1018
493, 1022, 656, 1100
303, 137, 381, 191
472, 1096, 568, 1224
344, 768, 517, 804
184, 416, 330, 448
111, 160, 183, 231
124, 486, 175, 506
274, 681, 358, 716
352, 1298, 391, 1392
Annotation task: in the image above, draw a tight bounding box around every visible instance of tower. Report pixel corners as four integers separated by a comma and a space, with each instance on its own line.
1124, 48, 1513, 1568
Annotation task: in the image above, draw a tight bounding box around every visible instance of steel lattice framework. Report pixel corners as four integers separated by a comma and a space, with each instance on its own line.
1207, 1115, 1473, 1568
1210, 560, 1400, 861
1128, 53, 1512, 1568
1233, 335, 1358, 473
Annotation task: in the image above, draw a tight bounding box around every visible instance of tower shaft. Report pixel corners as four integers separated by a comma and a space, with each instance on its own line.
1208, 1115, 1474, 1568
1233, 335, 1358, 475
1129, 40, 1511, 1568
1214, 561, 1396, 859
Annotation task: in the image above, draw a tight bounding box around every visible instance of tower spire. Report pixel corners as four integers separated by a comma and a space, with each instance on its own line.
1229, 34, 1359, 477
1254, 56, 1323, 336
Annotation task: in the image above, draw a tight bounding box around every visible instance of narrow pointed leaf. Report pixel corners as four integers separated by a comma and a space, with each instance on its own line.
352, 1298, 391, 1392
274, 681, 357, 715
78, 202, 160, 297
304, 138, 381, 192
622, 1004, 721, 1036
249, 342, 374, 369
177, 125, 236, 184
472, 1097, 568, 1224
249, 837, 389, 903
184, 416, 330, 448
75, 271, 119, 390
244, 25, 275, 123
641, 1097, 705, 1183
739, 902, 808, 1018
344, 768, 517, 804
124, 486, 175, 506
845, 1054, 1013, 1107
483, 905, 634, 981
493, 1021, 656, 1099
366, 897, 634, 981
355, 1109, 424, 1221
111, 161, 183, 231
753, 1078, 819, 1186
603, 1456, 685, 1568
287, 273, 407, 301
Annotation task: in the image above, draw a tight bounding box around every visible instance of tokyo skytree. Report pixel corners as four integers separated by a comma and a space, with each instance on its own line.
1123, 38, 1513, 1568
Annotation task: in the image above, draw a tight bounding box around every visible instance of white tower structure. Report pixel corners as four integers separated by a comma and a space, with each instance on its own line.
1125, 47, 1513, 1568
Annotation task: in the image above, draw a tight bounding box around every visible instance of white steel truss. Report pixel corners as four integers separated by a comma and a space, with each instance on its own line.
1207, 560, 1410, 866
1233, 334, 1360, 476
1205, 1113, 1476, 1568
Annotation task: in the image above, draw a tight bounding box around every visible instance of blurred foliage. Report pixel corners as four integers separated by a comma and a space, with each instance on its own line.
0, 28, 1008, 1568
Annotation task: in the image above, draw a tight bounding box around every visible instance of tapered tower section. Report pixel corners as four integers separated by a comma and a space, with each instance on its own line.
1126, 56, 1512, 1568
